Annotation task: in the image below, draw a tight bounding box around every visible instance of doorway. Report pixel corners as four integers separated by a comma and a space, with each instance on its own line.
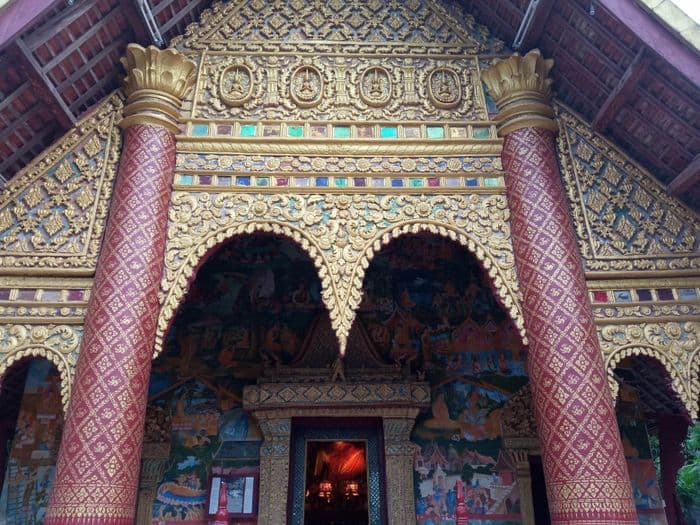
289, 419, 386, 525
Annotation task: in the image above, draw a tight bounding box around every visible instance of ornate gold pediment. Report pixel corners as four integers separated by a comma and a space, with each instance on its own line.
172, 0, 503, 54
0, 95, 123, 275
556, 104, 700, 273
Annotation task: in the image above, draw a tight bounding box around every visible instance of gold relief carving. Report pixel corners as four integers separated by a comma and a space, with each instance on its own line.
219, 64, 254, 106
176, 153, 503, 175
0, 95, 122, 275
190, 54, 484, 122
157, 193, 525, 358
599, 322, 700, 417
0, 324, 82, 410
359, 66, 392, 107
593, 303, 700, 322
382, 416, 420, 525
556, 105, 699, 272
480, 49, 557, 136
428, 68, 461, 109
120, 44, 197, 132
171, 0, 500, 54
290, 65, 324, 108
254, 415, 291, 525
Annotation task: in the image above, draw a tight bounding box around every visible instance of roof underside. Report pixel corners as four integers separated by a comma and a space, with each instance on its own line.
0, 0, 698, 210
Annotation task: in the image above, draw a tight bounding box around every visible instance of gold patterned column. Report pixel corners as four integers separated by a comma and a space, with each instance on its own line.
382, 414, 419, 525
482, 50, 638, 524
255, 414, 292, 525
46, 44, 195, 525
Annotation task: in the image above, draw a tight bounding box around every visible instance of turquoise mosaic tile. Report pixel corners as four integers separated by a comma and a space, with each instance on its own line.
240, 124, 257, 137
191, 124, 209, 136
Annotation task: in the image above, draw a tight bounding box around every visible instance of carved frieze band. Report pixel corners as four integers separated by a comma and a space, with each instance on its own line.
156, 192, 526, 357
243, 382, 430, 410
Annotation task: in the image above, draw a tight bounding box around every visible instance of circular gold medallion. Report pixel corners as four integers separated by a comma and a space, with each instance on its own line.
220, 65, 254, 106
428, 68, 461, 109
359, 66, 392, 107
290, 66, 323, 108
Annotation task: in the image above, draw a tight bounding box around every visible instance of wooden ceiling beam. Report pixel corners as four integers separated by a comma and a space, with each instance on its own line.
593, 47, 650, 133
131, 0, 165, 46
119, 0, 151, 44
513, 0, 555, 51
597, 0, 700, 88
41, 6, 123, 72
0, 0, 63, 51
23, 1, 95, 51
159, 0, 208, 36
668, 154, 700, 198
13, 39, 76, 130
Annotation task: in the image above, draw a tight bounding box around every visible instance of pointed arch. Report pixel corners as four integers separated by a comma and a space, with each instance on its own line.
154, 221, 332, 359
0, 326, 78, 412
160, 193, 524, 357
353, 221, 526, 345
605, 346, 693, 418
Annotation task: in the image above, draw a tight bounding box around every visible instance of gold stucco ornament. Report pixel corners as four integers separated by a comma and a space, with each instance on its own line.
481, 49, 557, 136
120, 44, 197, 132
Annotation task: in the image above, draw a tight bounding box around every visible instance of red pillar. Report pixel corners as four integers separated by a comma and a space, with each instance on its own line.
45, 44, 195, 525
483, 50, 638, 524
658, 414, 689, 525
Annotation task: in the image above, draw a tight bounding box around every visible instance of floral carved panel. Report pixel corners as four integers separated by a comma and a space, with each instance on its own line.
0, 95, 123, 274
556, 105, 699, 273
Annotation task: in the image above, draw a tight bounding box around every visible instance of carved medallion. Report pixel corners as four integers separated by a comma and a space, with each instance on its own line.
359, 66, 392, 107
428, 68, 461, 109
220, 64, 253, 106
290, 65, 323, 108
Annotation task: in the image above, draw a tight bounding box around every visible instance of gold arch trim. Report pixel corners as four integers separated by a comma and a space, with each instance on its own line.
156, 192, 525, 358
155, 219, 333, 357
599, 322, 700, 418
0, 324, 82, 412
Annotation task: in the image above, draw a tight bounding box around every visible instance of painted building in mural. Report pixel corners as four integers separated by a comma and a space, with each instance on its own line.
0, 1, 698, 525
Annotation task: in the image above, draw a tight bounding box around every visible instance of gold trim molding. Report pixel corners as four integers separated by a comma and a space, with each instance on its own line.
481, 49, 557, 136
156, 192, 526, 358
175, 137, 502, 157
121, 44, 197, 132
599, 321, 700, 418
0, 324, 82, 411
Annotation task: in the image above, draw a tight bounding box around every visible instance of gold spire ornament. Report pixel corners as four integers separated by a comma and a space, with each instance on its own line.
120, 44, 197, 132
481, 49, 557, 136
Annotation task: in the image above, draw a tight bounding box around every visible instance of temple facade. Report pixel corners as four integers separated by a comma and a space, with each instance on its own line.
0, 1, 698, 525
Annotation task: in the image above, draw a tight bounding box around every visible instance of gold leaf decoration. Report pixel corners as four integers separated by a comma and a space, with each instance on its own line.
157, 192, 525, 359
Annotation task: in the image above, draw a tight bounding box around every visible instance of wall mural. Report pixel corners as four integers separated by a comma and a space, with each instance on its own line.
0, 359, 63, 524
356, 235, 527, 525
616, 384, 667, 525
146, 234, 325, 523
